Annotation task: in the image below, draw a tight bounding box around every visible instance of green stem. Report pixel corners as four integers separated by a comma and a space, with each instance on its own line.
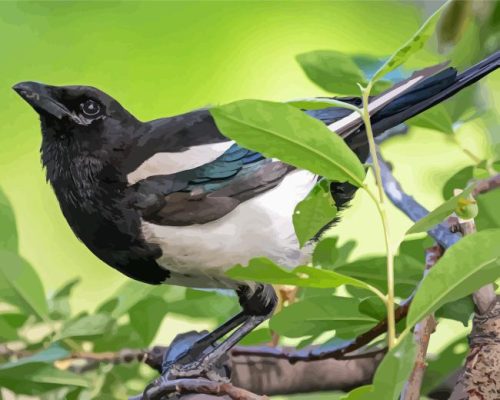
361, 82, 396, 349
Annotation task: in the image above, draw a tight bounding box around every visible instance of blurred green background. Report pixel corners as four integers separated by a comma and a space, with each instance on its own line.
0, 1, 498, 395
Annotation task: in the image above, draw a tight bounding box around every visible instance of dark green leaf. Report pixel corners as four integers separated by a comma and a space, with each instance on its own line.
270, 296, 377, 339
359, 296, 386, 320
406, 184, 475, 234
371, 1, 451, 82
312, 237, 356, 270
59, 313, 113, 340
337, 255, 423, 299
407, 229, 500, 329
227, 257, 376, 291
442, 166, 473, 200
0, 315, 20, 342
293, 180, 337, 247
0, 250, 49, 320
210, 100, 366, 186
0, 187, 17, 252
408, 104, 454, 134
296, 50, 367, 95
435, 295, 474, 326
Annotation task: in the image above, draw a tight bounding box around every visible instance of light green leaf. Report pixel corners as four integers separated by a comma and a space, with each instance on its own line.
210, 100, 366, 186
227, 257, 375, 291
0, 187, 17, 252
408, 104, 454, 134
270, 296, 377, 339
341, 385, 374, 400
100, 280, 157, 318
129, 296, 167, 345
0, 250, 49, 320
406, 184, 475, 234
371, 1, 451, 83
59, 313, 113, 340
407, 229, 500, 329
293, 180, 337, 247
167, 289, 238, 321
370, 334, 417, 400
287, 98, 358, 111
0, 316, 20, 342
296, 50, 367, 95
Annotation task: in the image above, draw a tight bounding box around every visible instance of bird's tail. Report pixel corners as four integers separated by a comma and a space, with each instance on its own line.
371, 51, 500, 135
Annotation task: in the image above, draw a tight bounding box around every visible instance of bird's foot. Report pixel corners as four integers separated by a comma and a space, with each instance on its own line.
161, 330, 230, 382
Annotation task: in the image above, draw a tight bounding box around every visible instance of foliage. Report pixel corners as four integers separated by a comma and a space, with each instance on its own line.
1, 0, 499, 399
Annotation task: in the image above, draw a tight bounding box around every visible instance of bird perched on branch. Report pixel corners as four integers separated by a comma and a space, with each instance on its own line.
13, 51, 499, 378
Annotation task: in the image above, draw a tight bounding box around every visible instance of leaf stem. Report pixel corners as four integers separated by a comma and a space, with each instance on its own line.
360, 82, 396, 349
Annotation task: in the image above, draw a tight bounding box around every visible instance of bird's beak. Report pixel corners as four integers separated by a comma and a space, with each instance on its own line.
12, 81, 73, 121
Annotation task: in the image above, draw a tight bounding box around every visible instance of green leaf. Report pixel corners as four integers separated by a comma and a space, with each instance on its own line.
371, 1, 451, 83
406, 184, 475, 234
435, 295, 474, 326
407, 229, 500, 329
341, 385, 374, 400
129, 296, 167, 345
101, 280, 157, 318
168, 289, 238, 321
238, 327, 272, 346
312, 237, 356, 270
210, 100, 366, 186
293, 180, 337, 247
59, 313, 113, 340
288, 98, 358, 111
359, 296, 386, 321
0, 250, 49, 320
337, 255, 423, 298
0, 363, 88, 395
0, 187, 17, 252
408, 104, 454, 134
270, 296, 377, 339
442, 166, 473, 199
296, 50, 367, 95
227, 257, 376, 292
0, 343, 69, 369
476, 189, 500, 230
48, 278, 80, 320
0, 315, 20, 342
370, 334, 417, 400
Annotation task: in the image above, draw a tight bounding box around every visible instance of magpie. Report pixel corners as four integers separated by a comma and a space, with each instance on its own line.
13, 51, 499, 378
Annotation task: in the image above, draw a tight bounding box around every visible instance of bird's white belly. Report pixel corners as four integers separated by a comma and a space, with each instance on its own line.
140, 169, 317, 289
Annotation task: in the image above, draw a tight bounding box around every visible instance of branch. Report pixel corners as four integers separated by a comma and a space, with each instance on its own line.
400, 245, 442, 400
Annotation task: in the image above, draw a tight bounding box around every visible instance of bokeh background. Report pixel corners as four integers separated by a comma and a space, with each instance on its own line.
0, 1, 498, 399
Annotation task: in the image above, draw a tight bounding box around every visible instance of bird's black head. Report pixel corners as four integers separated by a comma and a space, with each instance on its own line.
13, 81, 143, 206
13, 81, 139, 139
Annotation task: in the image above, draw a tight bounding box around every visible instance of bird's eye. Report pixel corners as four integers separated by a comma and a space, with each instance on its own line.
80, 99, 102, 117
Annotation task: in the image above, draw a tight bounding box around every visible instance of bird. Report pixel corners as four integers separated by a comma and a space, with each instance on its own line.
13, 51, 499, 378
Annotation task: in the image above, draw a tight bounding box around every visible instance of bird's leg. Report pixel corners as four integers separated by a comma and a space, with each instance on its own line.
165, 284, 277, 380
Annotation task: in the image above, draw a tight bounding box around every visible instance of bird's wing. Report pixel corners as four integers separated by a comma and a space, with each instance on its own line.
131, 143, 295, 226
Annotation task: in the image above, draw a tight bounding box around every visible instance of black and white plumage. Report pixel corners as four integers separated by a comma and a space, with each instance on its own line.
13, 51, 499, 376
